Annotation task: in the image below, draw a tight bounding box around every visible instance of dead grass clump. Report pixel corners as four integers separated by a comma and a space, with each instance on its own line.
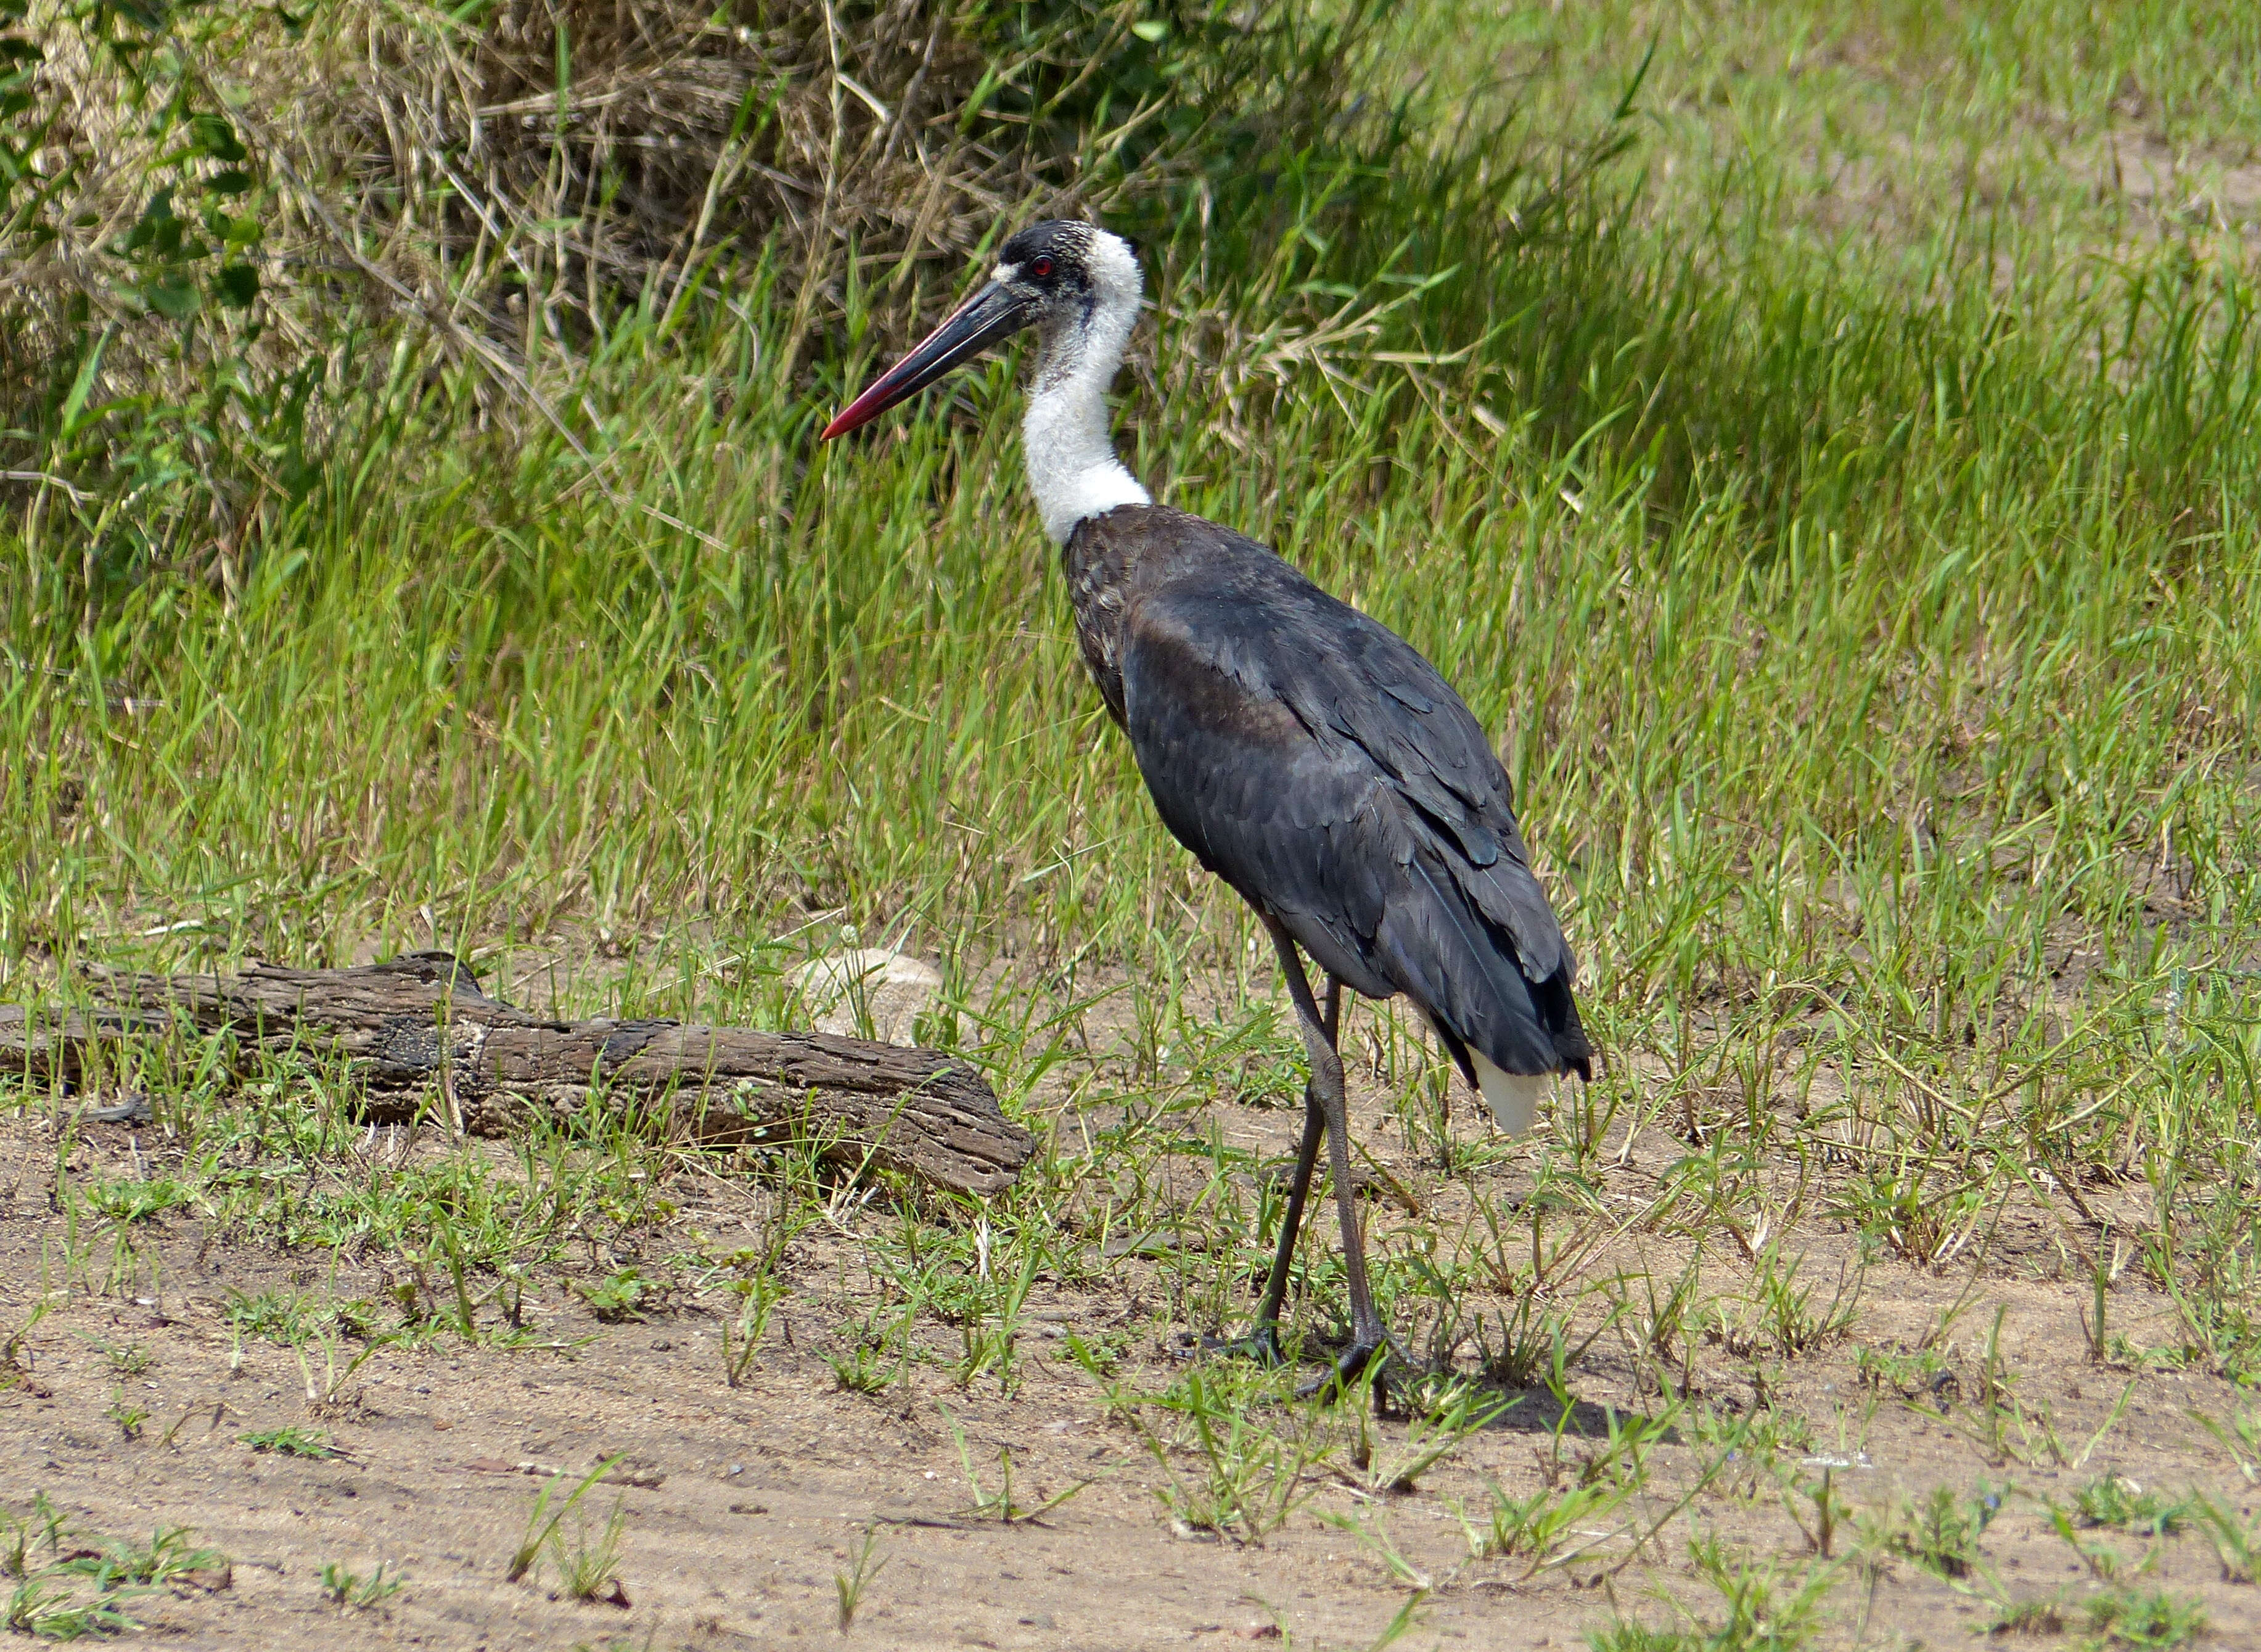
4, 0, 1384, 427
1, 0, 1399, 585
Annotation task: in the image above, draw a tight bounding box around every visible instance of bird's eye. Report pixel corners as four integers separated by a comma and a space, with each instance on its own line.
1030, 257, 1054, 278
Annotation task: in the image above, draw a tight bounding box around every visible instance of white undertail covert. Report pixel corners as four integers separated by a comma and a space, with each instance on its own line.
1471, 1050, 1548, 1135
1020, 229, 1151, 543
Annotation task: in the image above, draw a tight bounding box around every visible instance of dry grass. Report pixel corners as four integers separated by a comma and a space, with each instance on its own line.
2, 0, 1408, 590
7, 0, 1383, 402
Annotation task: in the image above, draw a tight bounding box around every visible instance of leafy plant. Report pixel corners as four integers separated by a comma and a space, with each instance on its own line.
941, 1407, 1088, 1524
319, 1560, 401, 1610
829, 1308, 912, 1397
1131, 1372, 1326, 1542
1316, 1506, 1432, 1591
723, 1278, 784, 1389
97, 1341, 150, 1377
2075, 1477, 2189, 1538
1984, 1594, 2067, 1635
1349, 1376, 1512, 1495
1587, 1536, 1836, 1651
4, 1575, 141, 1638
2189, 1490, 2261, 1584
239, 1426, 333, 1460
574, 1269, 654, 1324
552, 1500, 627, 1602
1869, 1482, 2002, 1579
507, 1457, 624, 1585
1457, 1476, 1631, 1570
833, 1524, 887, 1631
1703, 1244, 1860, 1359
2083, 1585, 2207, 1648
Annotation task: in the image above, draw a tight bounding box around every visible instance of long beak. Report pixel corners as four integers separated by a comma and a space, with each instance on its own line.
820, 280, 1035, 440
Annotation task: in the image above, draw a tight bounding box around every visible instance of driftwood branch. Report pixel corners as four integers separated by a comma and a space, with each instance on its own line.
1, 953, 1031, 1195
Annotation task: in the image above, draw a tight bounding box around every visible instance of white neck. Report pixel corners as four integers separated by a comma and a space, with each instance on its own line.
1022, 236, 1149, 543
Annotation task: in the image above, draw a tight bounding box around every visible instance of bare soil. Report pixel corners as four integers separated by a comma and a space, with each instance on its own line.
4, 1079, 2257, 1651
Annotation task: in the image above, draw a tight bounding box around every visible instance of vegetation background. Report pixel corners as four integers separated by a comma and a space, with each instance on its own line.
4, 0, 2261, 1645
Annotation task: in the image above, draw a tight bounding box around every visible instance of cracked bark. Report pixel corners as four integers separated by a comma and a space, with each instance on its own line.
1, 952, 1030, 1194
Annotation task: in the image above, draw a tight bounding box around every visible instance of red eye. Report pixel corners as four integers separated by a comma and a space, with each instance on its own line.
1030, 257, 1054, 277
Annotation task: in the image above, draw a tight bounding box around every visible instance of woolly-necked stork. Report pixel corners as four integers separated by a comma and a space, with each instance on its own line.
823, 221, 1591, 1392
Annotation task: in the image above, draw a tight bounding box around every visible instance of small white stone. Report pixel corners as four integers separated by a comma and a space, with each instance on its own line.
792, 948, 945, 1046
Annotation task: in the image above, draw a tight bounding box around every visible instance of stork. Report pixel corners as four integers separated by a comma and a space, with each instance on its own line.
823, 221, 1591, 1393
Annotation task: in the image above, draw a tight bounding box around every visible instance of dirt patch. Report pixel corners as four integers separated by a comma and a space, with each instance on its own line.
4, 1069, 2258, 1651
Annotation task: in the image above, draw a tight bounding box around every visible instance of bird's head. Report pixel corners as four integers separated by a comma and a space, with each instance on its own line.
820, 221, 1141, 441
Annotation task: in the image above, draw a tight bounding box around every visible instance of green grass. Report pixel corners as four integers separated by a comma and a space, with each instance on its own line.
6, 0, 2261, 1639
0, 1500, 223, 1639
239, 1426, 334, 1460
2084, 1584, 2209, 1649
317, 1560, 402, 1611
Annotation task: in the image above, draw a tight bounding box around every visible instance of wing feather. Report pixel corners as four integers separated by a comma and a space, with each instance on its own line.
1100, 513, 1590, 1080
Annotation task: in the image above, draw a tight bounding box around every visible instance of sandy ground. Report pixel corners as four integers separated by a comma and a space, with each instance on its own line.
4, 1094, 2259, 1651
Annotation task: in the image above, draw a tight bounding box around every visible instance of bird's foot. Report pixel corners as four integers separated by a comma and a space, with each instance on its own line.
1295, 1336, 1389, 1403
1170, 1325, 1288, 1367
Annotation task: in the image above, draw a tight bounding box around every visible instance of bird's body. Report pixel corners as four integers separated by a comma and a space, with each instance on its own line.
823, 219, 1589, 1389
1063, 503, 1590, 1126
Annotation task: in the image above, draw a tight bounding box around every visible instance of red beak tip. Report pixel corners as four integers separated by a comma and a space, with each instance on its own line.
821, 400, 881, 442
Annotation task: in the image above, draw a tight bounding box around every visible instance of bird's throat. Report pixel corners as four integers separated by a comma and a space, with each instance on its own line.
1023, 298, 1149, 544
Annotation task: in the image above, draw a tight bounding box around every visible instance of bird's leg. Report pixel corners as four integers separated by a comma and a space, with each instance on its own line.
1262, 923, 1389, 1401
1223, 974, 1338, 1366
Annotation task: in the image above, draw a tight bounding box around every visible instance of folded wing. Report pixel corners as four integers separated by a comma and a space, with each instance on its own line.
1113, 522, 1590, 1085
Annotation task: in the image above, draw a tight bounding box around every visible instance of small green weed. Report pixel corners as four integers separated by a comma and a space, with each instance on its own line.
1869, 1482, 2002, 1579
2075, 1477, 2188, 1537
1350, 1376, 1512, 1495
2083, 1585, 2207, 1648
1686, 1532, 1836, 1650
721, 1278, 783, 1389
1588, 1626, 1696, 1652
1703, 1245, 1860, 1359
1984, 1594, 2067, 1635
2189, 1405, 2261, 1482
1316, 1505, 1432, 1591
295, 1326, 384, 1412
1, 1494, 68, 1577
240, 1426, 334, 1460
65, 1525, 225, 1590
4, 1576, 141, 1638
573, 1268, 654, 1323
97, 1342, 150, 1377
507, 1455, 623, 1584
833, 1524, 887, 1631
80, 1177, 189, 1225
829, 1342, 897, 1395
1133, 1371, 1326, 1542
1586, 1535, 1836, 1651
829, 1309, 911, 1396
1, 1300, 55, 1392
551, 1499, 627, 1601
2189, 1490, 2261, 1583
0, 1507, 218, 1638
223, 1288, 375, 1346
1458, 1477, 1632, 1569
319, 1560, 401, 1610
1852, 1342, 1954, 1403
942, 1407, 1088, 1524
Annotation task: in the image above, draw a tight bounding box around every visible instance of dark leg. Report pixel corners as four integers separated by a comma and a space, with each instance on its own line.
1229, 974, 1337, 1364
1262, 919, 1389, 1399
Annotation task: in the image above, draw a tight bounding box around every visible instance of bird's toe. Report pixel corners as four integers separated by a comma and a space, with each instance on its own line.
1185, 1325, 1288, 1367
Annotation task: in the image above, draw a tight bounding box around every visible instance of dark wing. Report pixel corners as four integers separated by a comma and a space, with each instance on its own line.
1113, 521, 1589, 1080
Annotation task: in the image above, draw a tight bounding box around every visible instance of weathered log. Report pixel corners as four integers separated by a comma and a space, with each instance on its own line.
1, 953, 1030, 1195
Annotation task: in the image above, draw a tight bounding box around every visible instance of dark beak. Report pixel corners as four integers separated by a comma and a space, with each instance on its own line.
820, 279, 1035, 440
